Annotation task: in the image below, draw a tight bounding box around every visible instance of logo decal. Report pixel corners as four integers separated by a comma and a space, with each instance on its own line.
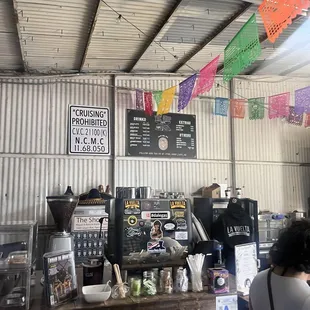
170, 200, 186, 209
124, 200, 141, 215
125, 227, 142, 238
127, 215, 138, 226
141, 211, 170, 220
176, 219, 187, 230
150, 220, 163, 240
147, 240, 166, 253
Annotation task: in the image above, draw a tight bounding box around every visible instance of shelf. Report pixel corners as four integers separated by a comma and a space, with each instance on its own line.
0, 263, 32, 274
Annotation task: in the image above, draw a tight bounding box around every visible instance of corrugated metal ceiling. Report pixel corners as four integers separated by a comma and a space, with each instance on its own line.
14, 0, 99, 73
0, 0, 23, 71
83, 0, 180, 72
0, 0, 308, 76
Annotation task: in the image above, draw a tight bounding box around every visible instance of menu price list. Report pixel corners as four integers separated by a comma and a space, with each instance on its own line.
126, 109, 196, 158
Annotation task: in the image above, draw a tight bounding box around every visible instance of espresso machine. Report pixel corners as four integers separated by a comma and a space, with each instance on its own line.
106, 198, 193, 270
46, 195, 79, 252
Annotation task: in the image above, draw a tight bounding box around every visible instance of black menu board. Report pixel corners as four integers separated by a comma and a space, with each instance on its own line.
126, 109, 196, 158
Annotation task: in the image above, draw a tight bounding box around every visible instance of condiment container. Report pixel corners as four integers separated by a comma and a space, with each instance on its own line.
142, 271, 157, 296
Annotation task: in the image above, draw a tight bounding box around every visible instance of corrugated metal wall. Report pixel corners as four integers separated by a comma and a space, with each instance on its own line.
0, 77, 112, 224
114, 76, 232, 198
233, 77, 310, 212
1, 75, 310, 224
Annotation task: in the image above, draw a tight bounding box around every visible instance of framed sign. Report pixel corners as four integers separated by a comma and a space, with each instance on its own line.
68, 105, 110, 155
126, 109, 196, 158
235, 242, 258, 296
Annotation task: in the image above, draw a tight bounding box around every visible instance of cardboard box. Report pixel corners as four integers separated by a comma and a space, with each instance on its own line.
207, 268, 229, 294
202, 183, 221, 198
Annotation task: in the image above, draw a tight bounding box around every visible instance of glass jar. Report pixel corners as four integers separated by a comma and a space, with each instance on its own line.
160, 270, 173, 294
142, 271, 157, 296
130, 277, 141, 297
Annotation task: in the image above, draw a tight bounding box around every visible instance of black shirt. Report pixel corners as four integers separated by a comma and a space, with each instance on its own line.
212, 204, 254, 258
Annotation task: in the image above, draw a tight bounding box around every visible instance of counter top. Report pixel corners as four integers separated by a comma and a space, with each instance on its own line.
32, 291, 221, 310
30, 269, 238, 310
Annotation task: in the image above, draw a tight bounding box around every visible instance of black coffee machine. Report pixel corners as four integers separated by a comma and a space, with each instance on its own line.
193, 197, 259, 255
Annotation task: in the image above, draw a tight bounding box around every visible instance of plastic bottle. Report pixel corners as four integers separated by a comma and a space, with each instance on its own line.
216, 243, 223, 265
105, 185, 112, 195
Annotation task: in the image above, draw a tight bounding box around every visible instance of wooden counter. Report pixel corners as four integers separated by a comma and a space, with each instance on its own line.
30, 270, 238, 310
32, 291, 220, 310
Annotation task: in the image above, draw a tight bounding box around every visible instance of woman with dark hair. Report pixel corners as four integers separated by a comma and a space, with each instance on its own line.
249, 220, 310, 310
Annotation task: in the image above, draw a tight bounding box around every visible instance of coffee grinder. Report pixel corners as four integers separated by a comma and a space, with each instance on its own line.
46, 195, 79, 252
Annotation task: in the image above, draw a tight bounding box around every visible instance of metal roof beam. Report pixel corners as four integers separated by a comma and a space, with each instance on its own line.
12, 0, 28, 72
79, 0, 101, 72
127, 0, 184, 73
279, 59, 310, 76
170, 2, 253, 73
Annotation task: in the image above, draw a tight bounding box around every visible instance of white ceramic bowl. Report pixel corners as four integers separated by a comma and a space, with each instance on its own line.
82, 284, 111, 303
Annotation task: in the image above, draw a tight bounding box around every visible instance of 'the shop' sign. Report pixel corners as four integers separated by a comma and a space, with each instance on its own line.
68, 105, 110, 155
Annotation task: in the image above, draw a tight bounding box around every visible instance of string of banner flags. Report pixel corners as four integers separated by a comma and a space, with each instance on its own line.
133, 0, 310, 128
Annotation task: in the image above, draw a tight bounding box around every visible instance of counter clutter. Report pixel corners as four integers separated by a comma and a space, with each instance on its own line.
41, 251, 231, 307
0, 185, 251, 310
28, 269, 239, 310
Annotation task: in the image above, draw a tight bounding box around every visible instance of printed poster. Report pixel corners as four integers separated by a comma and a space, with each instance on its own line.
216, 295, 238, 310
235, 242, 258, 295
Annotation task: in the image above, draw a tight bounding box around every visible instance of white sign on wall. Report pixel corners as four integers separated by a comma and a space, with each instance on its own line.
69, 105, 110, 155
72, 216, 108, 231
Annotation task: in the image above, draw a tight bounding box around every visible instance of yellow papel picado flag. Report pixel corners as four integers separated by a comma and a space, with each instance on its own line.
157, 86, 177, 115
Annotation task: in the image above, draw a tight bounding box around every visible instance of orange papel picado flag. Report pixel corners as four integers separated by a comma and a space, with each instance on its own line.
157, 86, 176, 115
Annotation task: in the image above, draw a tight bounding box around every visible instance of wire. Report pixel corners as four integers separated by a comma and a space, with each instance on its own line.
0, 77, 217, 99
99, 0, 272, 105
100, 0, 197, 72
0, 76, 290, 116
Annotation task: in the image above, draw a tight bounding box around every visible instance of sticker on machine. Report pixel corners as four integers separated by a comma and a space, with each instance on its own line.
72, 216, 108, 231
147, 240, 166, 253
124, 200, 141, 215
175, 231, 188, 241
170, 200, 186, 209
127, 215, 138, 226
141, 211, 170, 220
173, 211, 185, 218
125, 227, 142, 238
150, 220, 163, 240
176, 219, 187, 230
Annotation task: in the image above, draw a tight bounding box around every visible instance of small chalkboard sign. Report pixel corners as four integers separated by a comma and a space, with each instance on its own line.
126, 109, 196, 158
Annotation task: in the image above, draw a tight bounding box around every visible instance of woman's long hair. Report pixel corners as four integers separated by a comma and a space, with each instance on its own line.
269, 220, 310, 273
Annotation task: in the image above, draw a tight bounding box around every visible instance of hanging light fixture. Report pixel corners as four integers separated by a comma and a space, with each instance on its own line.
116, 14, 122, 24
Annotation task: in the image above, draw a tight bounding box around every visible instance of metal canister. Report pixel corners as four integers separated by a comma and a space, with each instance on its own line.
139, 187, 152, 199
225, 189, 231, 198
82, 259, 103, 286
236, 188, 242, 198
116, 187, 136, 199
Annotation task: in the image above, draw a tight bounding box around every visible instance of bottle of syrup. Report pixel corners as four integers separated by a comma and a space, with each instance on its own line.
64, 186, 74, 195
